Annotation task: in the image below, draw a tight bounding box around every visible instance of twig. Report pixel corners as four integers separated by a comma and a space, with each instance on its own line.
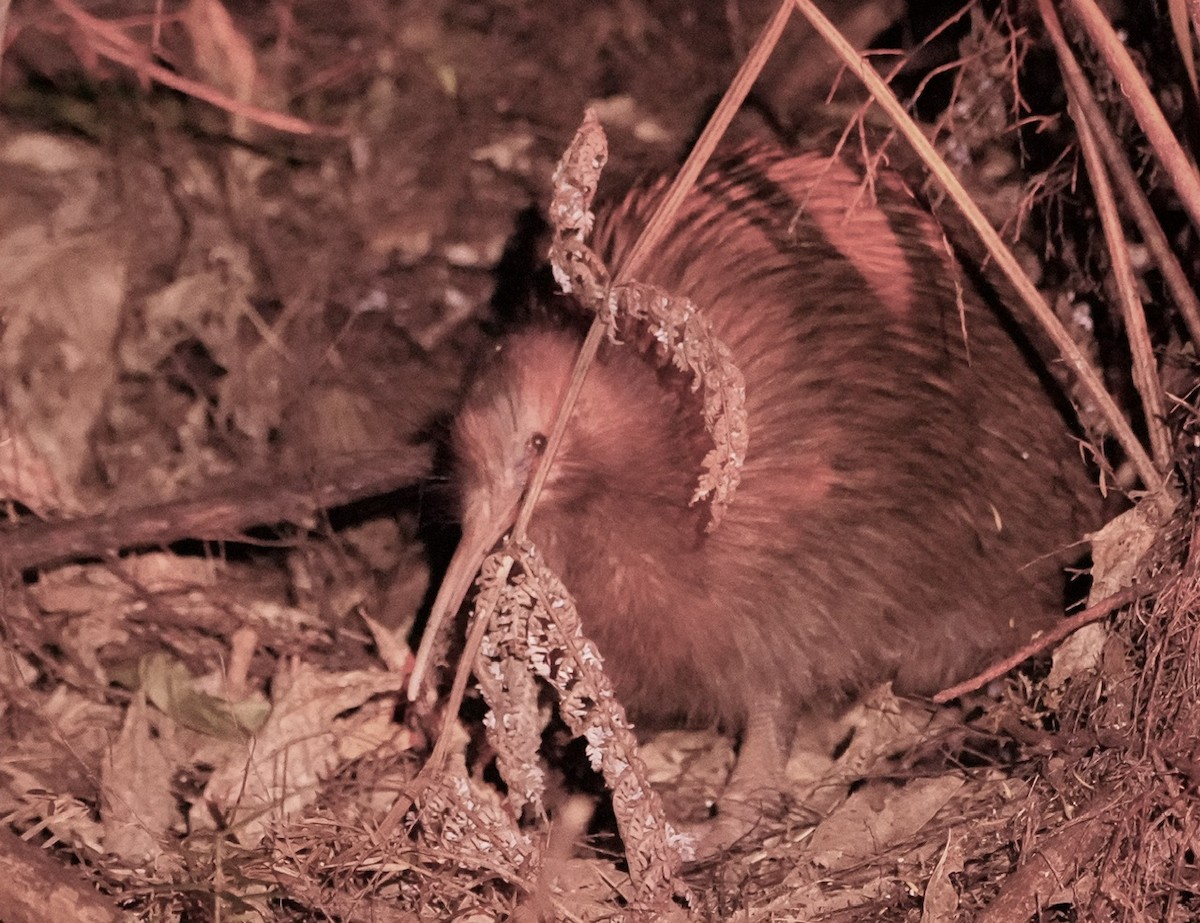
372, 554, 514, 846
404, 0, 796, 885
1174, 0, 1199, 99
790, 0, 1164, 493
1064, 0, 1200, 237
932, 575, 1169, 703
0, 450, 430, 573
1039, 0, 1200, 349
0, 828, 123, 923
975, 801, 1117, 923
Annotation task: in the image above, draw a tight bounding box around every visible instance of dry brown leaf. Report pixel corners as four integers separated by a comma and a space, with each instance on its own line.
0, 133, 127, 506
1, 684, 122, 856
0, 646, 37, 700
1089, 496, 1172, 599
61, 613, 130, 685
794, 686, 939, 816
197, 663, 407, 846
766, 875, 895, 920
31, 565, 133, 615
118, 552, 220, 590
638, 728, 732, 823
129, 267, 250, 378
133, 652, 269, 740
30, 556, 213, 634
361, 610, 414, 675
100, 693, 176, 865
336, 699, 415, 763
921, 832, 964, 923
806, 775, 965, 871
1048, 497, 1171, 694
0, 428, 67, 516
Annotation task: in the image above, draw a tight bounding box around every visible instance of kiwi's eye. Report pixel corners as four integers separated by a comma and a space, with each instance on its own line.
528, 432, 547, 455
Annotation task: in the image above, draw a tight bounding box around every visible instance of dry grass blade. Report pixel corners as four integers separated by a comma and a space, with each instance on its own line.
1038, 0, 1200, 349
513, 0, 792, 540
1170, 0, 1198, 99
1065, 0, 1200, 237
790, 0, 1164, 493
1070, 106, 1172, 471
614, 0, 793, 284
48, 0, 341, 136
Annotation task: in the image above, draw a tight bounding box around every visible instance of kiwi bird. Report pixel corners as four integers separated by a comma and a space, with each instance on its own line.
413, 142, 1098, 839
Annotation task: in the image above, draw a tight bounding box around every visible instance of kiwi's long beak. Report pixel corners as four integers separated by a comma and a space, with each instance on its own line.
406, 501, 519, 701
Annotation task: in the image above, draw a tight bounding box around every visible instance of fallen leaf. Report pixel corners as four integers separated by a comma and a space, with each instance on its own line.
198, 663, 408, 846
1048, 497, 1170, 693
101, 693, 177, 865
921, 831, 963, 922
807, 775, 965, 870
133, 652, 270, 740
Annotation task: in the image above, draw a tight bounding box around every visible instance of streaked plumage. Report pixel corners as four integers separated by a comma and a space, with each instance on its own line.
437, 143, 1097, 737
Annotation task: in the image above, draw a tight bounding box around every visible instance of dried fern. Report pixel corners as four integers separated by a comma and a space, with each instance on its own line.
547, 111, 748, 528
473, 540, 694, 911
417, 751, 535, 878
607, 283, 748, 514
